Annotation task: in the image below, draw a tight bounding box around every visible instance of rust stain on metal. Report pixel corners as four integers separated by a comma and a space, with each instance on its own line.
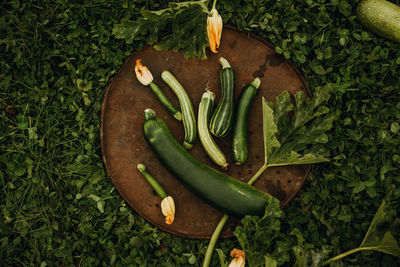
101, 27, 311, 239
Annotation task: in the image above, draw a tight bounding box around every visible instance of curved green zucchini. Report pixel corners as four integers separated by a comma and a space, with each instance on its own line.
198, 91, 228, 168
356, 0, 400, 43
142, 108, 272, 217
232, 78, 261, 165
161, 70, 197, 149
209, 57, 235, 138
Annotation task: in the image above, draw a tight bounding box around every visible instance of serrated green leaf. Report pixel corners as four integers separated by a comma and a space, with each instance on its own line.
270, 151, 330, 167
113, 1, 209, 59
371, 231, 400, 257
324, 201, 400, 265
361, 202, 400, 257
233, 198, 284, 267
273, 91, 293, 134
215, 248, 228, 267
262, 98, 281, 164
293, 246, 330, 267
262, 88, 332, 167
112, 19, 142, 44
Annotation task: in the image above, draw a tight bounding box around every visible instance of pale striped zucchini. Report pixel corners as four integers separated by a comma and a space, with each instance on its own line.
198, 91, 228, 168
161, 70, 197, 149
209, 57, 235, 138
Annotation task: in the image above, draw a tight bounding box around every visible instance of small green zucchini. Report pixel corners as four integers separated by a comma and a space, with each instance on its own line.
356, 0, 400, 44
209, 57, 235, 138
161, 70, 197, 149
232, 77, 261, 165
198, 90, 228, 168
142, 108, 272, 217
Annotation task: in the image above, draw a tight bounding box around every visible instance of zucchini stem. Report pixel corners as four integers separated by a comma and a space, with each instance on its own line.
250, 77, 261, 89
137, 163, 167, 199
219, 57, 231, 69
144, 108, 157, 121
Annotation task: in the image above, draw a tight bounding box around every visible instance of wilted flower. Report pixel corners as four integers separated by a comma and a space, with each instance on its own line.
135, 59, 153, 86
207, 8, 223, 53
228, 249, 245, 267
161, 196, 175, 224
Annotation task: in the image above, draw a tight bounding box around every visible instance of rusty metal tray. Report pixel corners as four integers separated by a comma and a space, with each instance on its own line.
101, 27, 310, 239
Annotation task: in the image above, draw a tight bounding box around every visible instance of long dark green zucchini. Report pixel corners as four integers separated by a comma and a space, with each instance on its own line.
209, 57, 235, 138
232, 78, 261, 165
142, 108, 272, 217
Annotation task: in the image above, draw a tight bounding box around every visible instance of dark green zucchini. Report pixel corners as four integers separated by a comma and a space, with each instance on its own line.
142, 108, 272, 217
209, 57, 235, 138
232, 78, 261, 165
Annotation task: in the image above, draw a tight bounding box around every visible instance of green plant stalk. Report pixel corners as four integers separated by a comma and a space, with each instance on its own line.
202, 214, 229, 267
137, 163, 167, 199
322, 247, 374, 266
202, 163, 269, 266
211, 0, 217, 10
247, 164, 267, 186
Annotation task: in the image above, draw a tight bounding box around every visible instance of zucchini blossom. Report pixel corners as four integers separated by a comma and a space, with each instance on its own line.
161, 196, 175, 225
207, 8, 223, 53
135, 59, 153, 86
228, 249, 245, 267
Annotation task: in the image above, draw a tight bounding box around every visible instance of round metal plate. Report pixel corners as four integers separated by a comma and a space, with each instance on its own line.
101, 27, 310, 239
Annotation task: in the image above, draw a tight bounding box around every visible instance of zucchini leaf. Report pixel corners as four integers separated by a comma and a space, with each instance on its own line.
113, 1, 209, 59
262, 86, 334, 167
215, 248, 228, 267
322, 200, 400, 265
359, 201, 400, 257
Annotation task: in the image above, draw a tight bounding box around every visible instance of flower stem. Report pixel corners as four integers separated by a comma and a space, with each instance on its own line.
212, 0, 217, 10
137, 164, 167, 199
202, 164, 269, 267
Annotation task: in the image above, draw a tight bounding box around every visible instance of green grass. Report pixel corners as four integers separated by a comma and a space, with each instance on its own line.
1, 0, 399, 266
